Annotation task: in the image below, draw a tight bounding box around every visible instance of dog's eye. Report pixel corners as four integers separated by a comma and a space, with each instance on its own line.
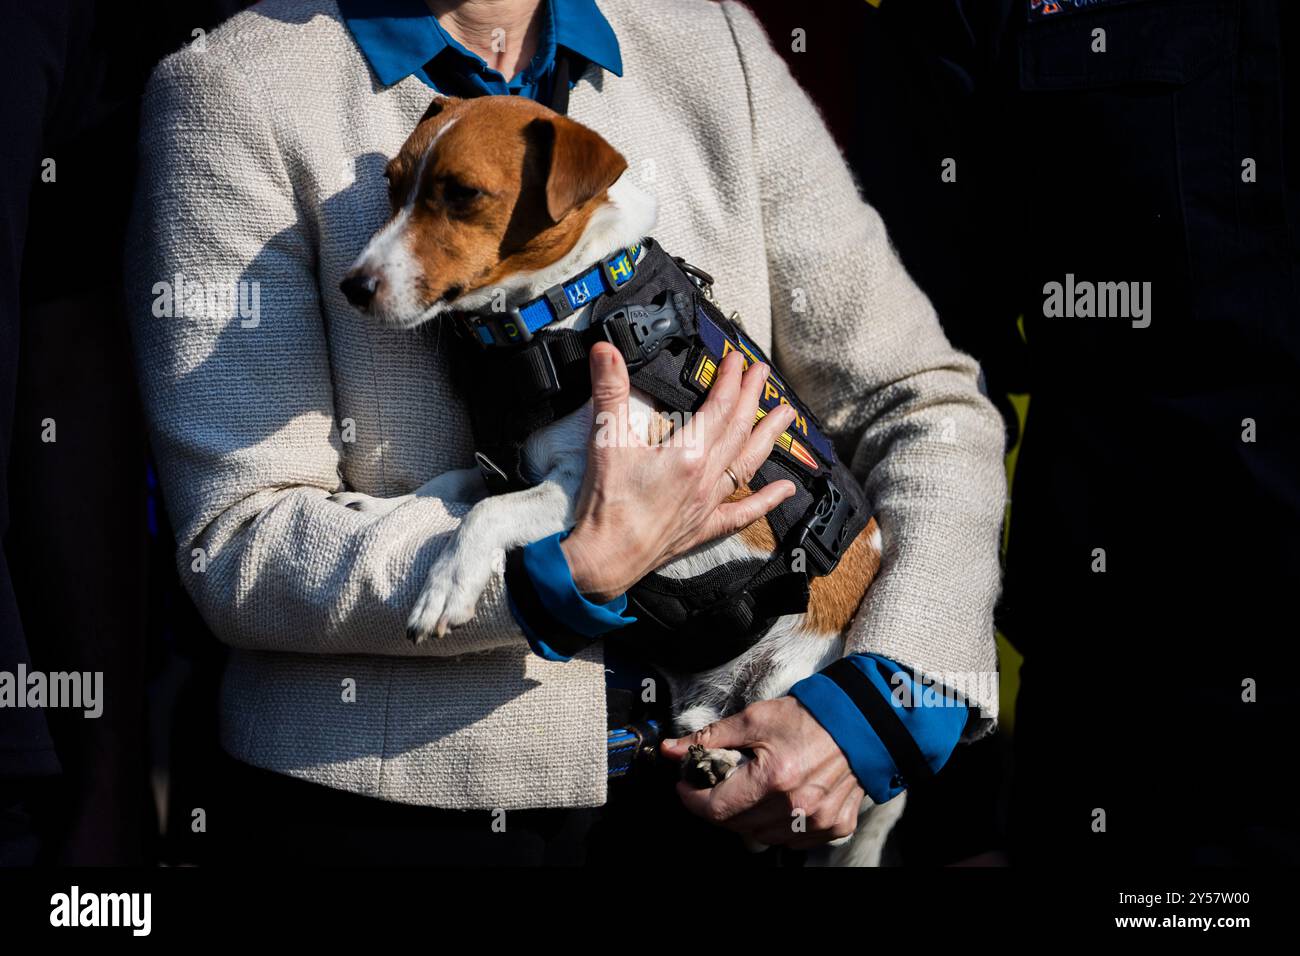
442, 180, 483, 205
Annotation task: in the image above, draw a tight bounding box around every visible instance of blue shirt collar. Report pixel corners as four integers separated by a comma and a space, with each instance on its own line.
339, 0, 622, 89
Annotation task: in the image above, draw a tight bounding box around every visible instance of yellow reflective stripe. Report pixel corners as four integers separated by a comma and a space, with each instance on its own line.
694, 354, 717, 388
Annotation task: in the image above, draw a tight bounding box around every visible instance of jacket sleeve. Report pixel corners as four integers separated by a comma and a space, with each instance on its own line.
721, 2, 1007, 735
125, 48, 524, 658
504, 532, 636, 662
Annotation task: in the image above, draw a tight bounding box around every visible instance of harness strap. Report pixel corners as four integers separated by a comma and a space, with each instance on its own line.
619, 553, 811, 673
447, 239, 875, 671
458, 243, 645, 348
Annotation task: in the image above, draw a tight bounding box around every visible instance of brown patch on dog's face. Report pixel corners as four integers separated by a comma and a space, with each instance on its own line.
342, 96, 628, 325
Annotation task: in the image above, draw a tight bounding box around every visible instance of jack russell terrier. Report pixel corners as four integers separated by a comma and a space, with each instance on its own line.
339, 95, 900, 865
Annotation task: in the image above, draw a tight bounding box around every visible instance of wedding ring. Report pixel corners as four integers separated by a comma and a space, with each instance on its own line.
724, 466, 741, 493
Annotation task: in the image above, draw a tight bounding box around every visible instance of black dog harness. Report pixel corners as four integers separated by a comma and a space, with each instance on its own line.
449, 239, 874, 673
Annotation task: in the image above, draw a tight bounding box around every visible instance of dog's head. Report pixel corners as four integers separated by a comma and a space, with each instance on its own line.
341, 95, 646, 328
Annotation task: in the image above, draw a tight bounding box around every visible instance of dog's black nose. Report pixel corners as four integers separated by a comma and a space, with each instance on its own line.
340, 272, 380, 310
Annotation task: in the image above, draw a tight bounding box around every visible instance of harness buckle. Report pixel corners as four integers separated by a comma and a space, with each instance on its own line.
602, 293, 688, 366
790, 477, 853, 576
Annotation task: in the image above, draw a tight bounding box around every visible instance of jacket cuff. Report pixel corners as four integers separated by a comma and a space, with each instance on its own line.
505, 531, 635, 662
789, 654, 968, 804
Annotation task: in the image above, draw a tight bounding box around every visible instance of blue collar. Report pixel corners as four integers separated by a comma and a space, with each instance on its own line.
462, 242, 645, 347
339, 0, 622, 89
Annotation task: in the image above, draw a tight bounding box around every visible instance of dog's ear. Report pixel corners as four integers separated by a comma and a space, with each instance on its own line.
527, 116, 628, 222
420, 96, 458, 125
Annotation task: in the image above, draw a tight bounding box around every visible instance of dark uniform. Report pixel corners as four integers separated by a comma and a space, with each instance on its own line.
850, 0, 1298, 864
0, 0, 254, 866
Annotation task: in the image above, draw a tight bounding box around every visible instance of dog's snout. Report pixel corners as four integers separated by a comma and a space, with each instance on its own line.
340, 271, 381, 310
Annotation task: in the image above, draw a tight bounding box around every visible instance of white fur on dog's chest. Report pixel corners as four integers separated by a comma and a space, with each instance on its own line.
517, 386, 663, 486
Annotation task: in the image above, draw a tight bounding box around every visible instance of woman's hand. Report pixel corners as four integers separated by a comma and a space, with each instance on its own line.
560, 342, 797, 603
662, 697, 866, 848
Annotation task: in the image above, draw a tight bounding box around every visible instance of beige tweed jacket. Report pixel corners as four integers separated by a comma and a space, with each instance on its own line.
125, 0, 1007, 809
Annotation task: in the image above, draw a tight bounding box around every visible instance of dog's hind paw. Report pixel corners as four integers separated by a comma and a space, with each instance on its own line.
681, 744, 745, 789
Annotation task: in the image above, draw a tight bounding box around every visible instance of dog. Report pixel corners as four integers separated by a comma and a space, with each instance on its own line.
338, 95, 901, 865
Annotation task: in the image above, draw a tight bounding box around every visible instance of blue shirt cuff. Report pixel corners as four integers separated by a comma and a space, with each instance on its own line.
506, 531, 635, 662
789, 654, 968, 804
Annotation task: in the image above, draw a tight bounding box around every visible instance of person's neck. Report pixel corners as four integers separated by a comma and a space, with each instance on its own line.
426, 0, 544, 81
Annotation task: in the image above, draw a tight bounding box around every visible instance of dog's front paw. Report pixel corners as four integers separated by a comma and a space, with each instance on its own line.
406, 549, 498, 644
681, 744, 745, 789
